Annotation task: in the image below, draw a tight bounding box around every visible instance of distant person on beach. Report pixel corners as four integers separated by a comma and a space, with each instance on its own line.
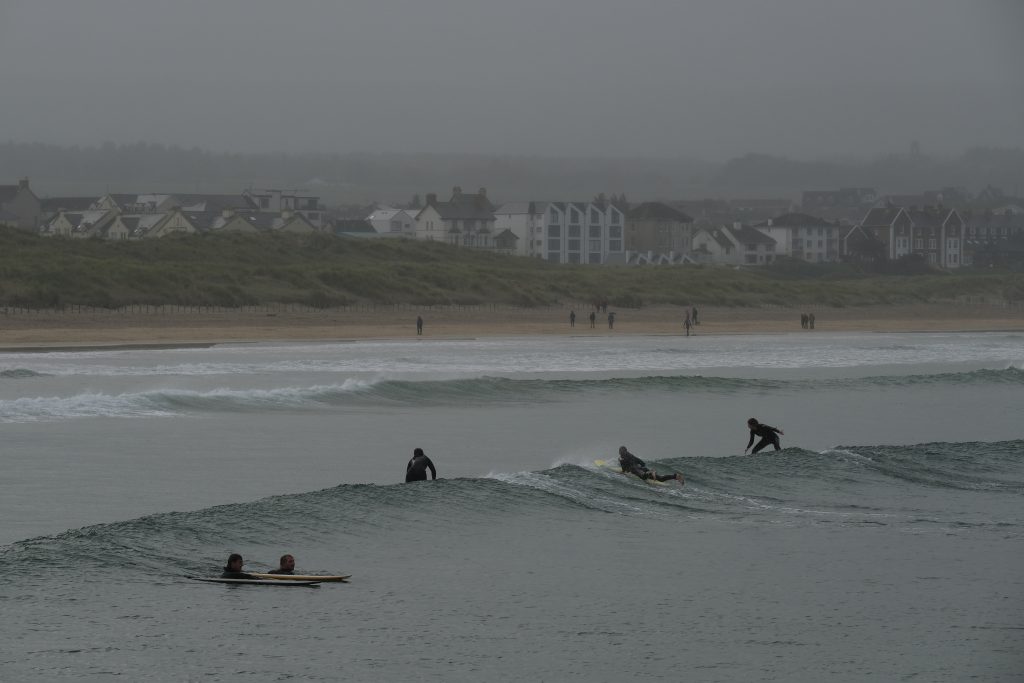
617, 446, 683, 483
809, 312, 816, 329
405, 447, 437, 482
692, 306, 698, 325
569, 310, 576, 328
745, 418, 784, 454
684, 313, 692, 336
589, 311, 596, 328
269, 554, 296, 575
221, 553, 256, 579
607, 312, 615, 329
416, 316, 423, 335
801, 313, 808, 329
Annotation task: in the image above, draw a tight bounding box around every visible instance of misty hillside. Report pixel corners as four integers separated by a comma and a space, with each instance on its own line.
3, 143, 1023, 207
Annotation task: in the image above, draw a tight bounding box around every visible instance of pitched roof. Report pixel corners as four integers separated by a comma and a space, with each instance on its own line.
627, 202, 693, 223
860, 207, 904, 228
171, 194, 256, 213
726, 224, 775, 245
40, 196, 97, 212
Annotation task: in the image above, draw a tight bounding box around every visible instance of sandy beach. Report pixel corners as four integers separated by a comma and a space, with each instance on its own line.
1, 303, 1022, 350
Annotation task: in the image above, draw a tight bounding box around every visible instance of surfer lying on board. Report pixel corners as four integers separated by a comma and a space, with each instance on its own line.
221, 553, 257, 579
745, 418, 784, 454
405, 447, 437, 482
269, 554, 296, 575
618, 446, 684, 483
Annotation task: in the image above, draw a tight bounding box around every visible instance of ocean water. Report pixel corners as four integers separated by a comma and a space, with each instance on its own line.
0, 331, 1021, 681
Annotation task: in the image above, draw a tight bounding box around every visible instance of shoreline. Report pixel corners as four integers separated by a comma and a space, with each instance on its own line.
0, 303, 1021, 352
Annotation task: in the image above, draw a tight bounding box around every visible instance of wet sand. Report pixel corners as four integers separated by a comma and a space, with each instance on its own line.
0, 304, 1021, 351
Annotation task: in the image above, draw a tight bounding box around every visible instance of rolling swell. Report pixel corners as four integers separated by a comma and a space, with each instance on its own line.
3, 368, 1021, 422
3, 440, 1020, 577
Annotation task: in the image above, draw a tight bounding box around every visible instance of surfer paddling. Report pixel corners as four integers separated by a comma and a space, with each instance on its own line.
617, 446, 684, 483
744, 418, 784, 454
221, 553, 256, 579
269, 554, 296, 575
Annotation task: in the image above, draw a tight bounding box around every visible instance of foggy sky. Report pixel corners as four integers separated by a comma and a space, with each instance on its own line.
1, 0, 1022, 161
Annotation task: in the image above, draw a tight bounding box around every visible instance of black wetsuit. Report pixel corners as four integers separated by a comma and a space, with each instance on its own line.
747, 424, 782, 453
618, 451, 676, 482
220, 569, 256, 579
405, 454, 437, 482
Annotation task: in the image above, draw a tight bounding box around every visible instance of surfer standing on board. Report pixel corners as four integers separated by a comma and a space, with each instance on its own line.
221, 553, 256, 579
405, 447, 437, 482
744, 418, 784, 454
617, 446, 684, 483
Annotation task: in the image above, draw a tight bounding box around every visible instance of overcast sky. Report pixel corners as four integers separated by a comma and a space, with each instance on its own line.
1, 0, 1021, 160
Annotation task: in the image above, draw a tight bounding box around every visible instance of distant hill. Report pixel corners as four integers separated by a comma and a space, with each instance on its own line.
2, 142, 1022, 206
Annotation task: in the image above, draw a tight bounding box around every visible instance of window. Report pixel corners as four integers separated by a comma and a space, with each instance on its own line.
914, 238, 924, 249
569, 225, 581, 237
568, 239, 581, 251
570, 209, 580, 225
590, 208, 600, 223
589, 239, 601, 252
548, 238, 561, 251
549, 208, 559, 221
609, 240, 622, 251
548, 225, 561, 237
609, 226, 622, 238
928, 239, 936, 249
611, 212, 621, 225
259, 197, 270, 209
589, 226, 601, 238
390, 220, 401, 232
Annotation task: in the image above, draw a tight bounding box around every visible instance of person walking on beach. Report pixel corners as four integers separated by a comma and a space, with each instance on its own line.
416, 315, 423, 335
617, 446, 684, 483
809, 312, 815, 329
569, 310, 576, 328
684, 314, 692, 337
692, 306, 699, 325
589, 311, 596, 328
607, 312, 615, 329
405, 447, 437, 482
744, 418, 784, 454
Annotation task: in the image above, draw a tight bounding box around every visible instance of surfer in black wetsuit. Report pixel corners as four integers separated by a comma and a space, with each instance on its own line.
405, 447, 437, 482
221, 553, 256, 579
269, 554, 296, 575
745, 418, 784, 454
617, 446, 683, 483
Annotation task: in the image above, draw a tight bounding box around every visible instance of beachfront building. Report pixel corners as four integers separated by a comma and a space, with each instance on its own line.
625, 202, 695, 257
243, 188, 324, 230
850, 206, 965, 267
414, 187, 498, 249
691, 224, 778, 266
0, 178, 42, 231
41, 209, 118, 238
533, 201, 625, 264
852, 207, 913, 261
493, 201, 546, 257
366, 207, 417, 238
754, 213, 841, 263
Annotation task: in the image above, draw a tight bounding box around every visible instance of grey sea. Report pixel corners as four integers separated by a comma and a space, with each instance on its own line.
1, 331, 1022, 681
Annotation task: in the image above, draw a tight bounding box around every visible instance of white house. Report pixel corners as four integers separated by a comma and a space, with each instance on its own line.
692, 224, 778, 265
367, 208, 417, 237
414, 187, 497, 249
754, 212, 841, 263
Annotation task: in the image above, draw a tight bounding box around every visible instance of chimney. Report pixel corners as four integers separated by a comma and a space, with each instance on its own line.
452, 186, 462, 198
767, 219, 773, 227
18, 178, 29, 191
478, 187, 487, 198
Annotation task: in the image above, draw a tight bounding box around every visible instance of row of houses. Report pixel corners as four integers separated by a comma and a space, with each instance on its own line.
4, 178, 1023, 268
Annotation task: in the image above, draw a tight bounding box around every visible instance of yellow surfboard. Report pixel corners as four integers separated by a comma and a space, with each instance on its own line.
249, 573, 351, 582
